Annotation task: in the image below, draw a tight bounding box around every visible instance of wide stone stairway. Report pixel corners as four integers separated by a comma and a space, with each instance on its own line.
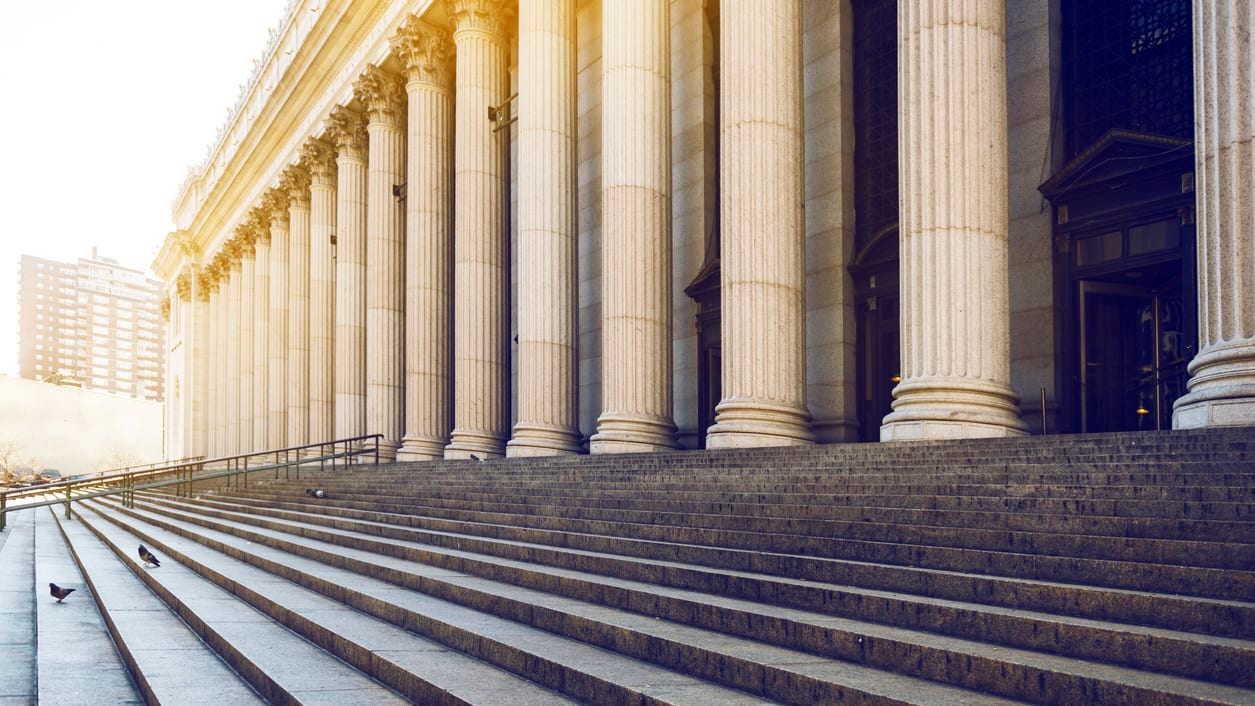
4, 428, 1255, 705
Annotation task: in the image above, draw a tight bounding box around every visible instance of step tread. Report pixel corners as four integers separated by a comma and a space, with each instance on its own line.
71, 502, 408, 705
0, 511, 36, 702
34, 509, 142, 706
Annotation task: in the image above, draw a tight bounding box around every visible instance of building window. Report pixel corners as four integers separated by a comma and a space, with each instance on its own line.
1064, 0, 1194, 157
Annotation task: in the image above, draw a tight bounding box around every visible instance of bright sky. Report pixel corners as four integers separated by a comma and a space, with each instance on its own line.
0, 0, 291, 377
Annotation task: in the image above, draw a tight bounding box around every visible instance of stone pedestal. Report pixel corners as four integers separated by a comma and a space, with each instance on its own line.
355, 66, 408, 461
1174, 0, 1255, 429
283, 167, 312, 451
303, 140, 337, 447
392, 17, 455, 461
880, 0, 1026, 441
444, 0, 513, 460
590, 0, 677, 454
266, 191, 290, 450
328, 107, 369, 441
706, 0, 814, 449
507, 0, 583, 457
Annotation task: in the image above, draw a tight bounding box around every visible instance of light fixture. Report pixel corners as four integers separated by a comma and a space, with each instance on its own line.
1136, 404, 1150, 416
890, 375, 901, 383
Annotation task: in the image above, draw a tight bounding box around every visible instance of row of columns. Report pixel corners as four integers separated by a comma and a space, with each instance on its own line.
171, 0, 1255, 462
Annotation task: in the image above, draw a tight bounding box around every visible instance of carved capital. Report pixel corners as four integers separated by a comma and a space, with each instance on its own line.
175, 230, 198, 259
245, 208, 271, 246
281, 164, 311, 207
175, 272, 192, 302
300, 138, 337, 186
262, 188, 290, 225
446, 0, 514, 39
353, 65, 406, 128
391, 16, 455, 89
160, 297, 171, 322
223, 238, 243, 266
325, 106, 367, 158
197, 269, 214, 300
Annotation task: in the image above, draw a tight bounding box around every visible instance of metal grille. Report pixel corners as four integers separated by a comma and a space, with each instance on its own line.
1065, 0, 1193, 157
853, 0, 898, 252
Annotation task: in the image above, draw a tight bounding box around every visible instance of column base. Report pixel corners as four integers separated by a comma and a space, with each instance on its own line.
1172, 341, 1255, 428
397, 435, 448, 462
880, 377, 1027, 441
506, 423, 583, 457
706, 399, 814, 449
374, 439, 399, 463
444, 429, 506, 459
589, 413, 676, 454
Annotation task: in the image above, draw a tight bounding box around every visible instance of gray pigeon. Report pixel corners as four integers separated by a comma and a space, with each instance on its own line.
138, 545, 161, 568
49, 583, 75, 603
305, 488, 326, 499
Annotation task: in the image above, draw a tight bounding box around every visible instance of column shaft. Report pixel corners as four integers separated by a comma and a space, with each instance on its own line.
238, 245, 256, 452
226, 258, 242, 455
205, 279, 219, 458
253, 230, 271, 451
881, 0, 1025, 440
1175, 0, 1255, 427
329, 109, 369, 441
268, 203, 290, 450
591, 0, 678, 453
306, 142, 337, 446
508, 0, 582, 456
190, 275, 209, 458
287, 169, 313, 449
446, 2, 512, 459
707, 0, 814, 449
393, 19, 455, 461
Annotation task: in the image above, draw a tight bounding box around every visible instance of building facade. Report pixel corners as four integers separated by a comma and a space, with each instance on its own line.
18, 250, 165, 402
154, 0, 1255, 461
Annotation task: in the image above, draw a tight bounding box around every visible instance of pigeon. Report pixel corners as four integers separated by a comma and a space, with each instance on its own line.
470, 454, 485, 462
305, 488, 326, 499
138, 545, 161, 568
49, 583, 75, 603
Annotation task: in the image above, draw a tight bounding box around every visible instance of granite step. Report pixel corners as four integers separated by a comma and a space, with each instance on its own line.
82, 497, 976, 706
67, 501, 410, 705
0, 511, 37, 705
103, 493, 1255, 703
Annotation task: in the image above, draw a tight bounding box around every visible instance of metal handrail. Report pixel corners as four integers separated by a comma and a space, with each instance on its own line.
0, 434, 383, 531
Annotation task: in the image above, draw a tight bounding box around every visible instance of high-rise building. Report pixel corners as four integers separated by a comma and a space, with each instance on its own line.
17, 248, 165, 402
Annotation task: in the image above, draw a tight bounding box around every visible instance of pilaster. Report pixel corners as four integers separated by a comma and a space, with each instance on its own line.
445, 0, 514, 459
392, 16, 455, 460
590, 0, 678, 453
1175, 0, 1255, 428
881, 0, 1026, 440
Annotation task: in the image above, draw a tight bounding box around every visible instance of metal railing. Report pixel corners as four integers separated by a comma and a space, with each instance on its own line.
0, 434, 383, 531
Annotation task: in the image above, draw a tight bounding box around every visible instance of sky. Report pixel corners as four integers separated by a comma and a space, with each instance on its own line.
0, 0, 291, 377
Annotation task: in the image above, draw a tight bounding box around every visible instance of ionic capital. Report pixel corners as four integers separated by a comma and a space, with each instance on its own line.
326, 106, 368, 159
446, 0, 514, 40
262, 188, 290, 225
353, 65, 406, 128
281, 164, 312, 207
391, 16, 455, 90
300, 138, 337, 185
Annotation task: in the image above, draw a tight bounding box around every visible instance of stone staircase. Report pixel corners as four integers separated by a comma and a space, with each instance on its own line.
4, 427, 1255, 705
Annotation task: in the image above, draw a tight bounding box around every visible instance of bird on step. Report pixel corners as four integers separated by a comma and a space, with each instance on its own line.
138, 545, 161, 568
470, 454, 485, 462
305, 488, 326, 499
49, 583, 75, 603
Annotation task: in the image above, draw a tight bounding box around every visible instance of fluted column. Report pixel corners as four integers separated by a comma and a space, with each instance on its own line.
1175, 0, 1255, 428
211, 257, 229, 457
304, 140, 337, 446
284, 165, 313, 449
707, 0, 814, 448
238, 227, 258, 452
355, 66, 408, 461
225, 244, 243, 455
251, 211, 271, 452
591, 0, 677, 453
445, 0, 513, 459
327, 107, 369, 441
203, 267, 220, 458
392, 17, 455, 461
506, 0, 582, 456
265, 190, 290, 450
881, 0, 1026, 440
189, 269, 210, 458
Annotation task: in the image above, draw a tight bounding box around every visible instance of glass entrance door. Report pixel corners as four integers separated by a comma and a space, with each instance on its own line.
1079, 281, 1187, 432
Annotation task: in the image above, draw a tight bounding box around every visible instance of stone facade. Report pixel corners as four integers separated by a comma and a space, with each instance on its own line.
153, 0, 1255, 461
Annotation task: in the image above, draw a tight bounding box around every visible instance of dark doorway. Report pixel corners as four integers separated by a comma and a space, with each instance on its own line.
852, 232, 899, 441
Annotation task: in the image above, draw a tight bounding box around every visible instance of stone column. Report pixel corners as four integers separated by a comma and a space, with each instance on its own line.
284, 165, 313, 449
210, 257, 227, 457
445, 0, 513, 459
591, 0, 678, 453
251, 211, 271, 452
706, 0, 814, 449
238, 226, 257, 452
881, 0, 1026, 440
327, 107, 369, 441
354, 66, 408, 461
1174, 0, 1255, 428
303, 139, 337, 446
203, 266, 220, 458
391, 17, 455, 461
506, 0, 582, 457
225, 242, 243, 455
189, 268, 210, 458
265, 190, 290, 450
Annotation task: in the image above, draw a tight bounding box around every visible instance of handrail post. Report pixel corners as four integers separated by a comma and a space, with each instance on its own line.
1, 492, 7, 531
64, 484, 72, 520
375, 435, 380, 465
